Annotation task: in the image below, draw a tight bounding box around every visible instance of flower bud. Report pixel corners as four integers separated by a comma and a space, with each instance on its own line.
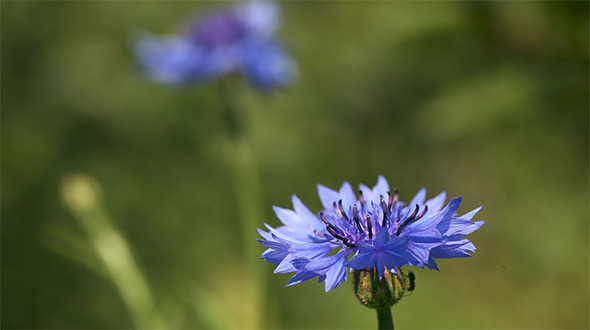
353, 267, 414, 310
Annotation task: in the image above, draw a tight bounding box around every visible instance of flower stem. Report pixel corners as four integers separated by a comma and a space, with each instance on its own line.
219, 78, 244, 139
219, 80, 266, 328
60, 173, 165, 328
377, 308, 394, 330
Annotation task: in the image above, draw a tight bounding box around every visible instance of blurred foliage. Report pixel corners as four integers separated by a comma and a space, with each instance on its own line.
2, 1, 588, 329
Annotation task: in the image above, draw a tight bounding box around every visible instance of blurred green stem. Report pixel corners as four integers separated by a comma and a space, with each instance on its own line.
61, 174, 164, 329
377, 308, 394, 330
219, 80, 266, 329
219, 79, 244, 139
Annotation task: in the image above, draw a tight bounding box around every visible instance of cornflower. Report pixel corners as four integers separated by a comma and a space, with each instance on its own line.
135, 1, 296, 90
258, 175, 484, 292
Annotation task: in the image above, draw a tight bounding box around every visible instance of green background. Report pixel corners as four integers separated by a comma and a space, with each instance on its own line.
2, 1, 588, 329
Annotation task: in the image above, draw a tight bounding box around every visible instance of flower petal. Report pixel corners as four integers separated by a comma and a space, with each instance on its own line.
338, 181, 357, 210
347, 251, 375, 270
460, 206, 483, 220
371, 175, 390, 202
317, 184, 340, 210
286, 270, 319, 286
135, 34, 209, 85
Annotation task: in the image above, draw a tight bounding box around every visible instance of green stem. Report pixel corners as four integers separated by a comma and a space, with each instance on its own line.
377, 308, 394, 330
219, 81, 266, 329
60, 174, 164, 329
219, 78, 244, 138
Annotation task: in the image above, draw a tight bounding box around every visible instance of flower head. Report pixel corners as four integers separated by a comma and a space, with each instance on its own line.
258, 176, 484, 292
135, 0, 296, 91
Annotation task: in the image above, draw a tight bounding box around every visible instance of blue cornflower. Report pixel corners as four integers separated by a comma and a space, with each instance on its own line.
258, 176, 484, 292
135, 0, 296, 90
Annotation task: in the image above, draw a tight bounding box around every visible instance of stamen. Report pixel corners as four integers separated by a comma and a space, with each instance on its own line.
407, 204, 420, 221
398, 204, 420, 230
365, 214, 373, 239
388, 189, 399, 211
333, 201, 342, 218
326, 225, 343, 239
352, 204, 363, 233
308, 224, 324, 236
319, 212, 339, 232
343, 240, 357, 248
338, 200, 349, 221
326, 226, 356, 247
415, 205, 428, 221
387, 191, 393, 211
359, 190, 365, 208
380, 196, 388, 227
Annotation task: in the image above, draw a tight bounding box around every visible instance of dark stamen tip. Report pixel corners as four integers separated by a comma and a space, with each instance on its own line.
343, 239, 357, 248
398, 204, 421, 231
320, 212, 338, 231
346, 242, 357, 248
333, 201, 342, 218
319, 212, 330, 225
326, 225, 355, 248
380, 196, 388, 227
352, 204, 363, 233
415, 205, 428, 221
338, 199, 349, 220
387, 191, 394, 210
365, 214, 373, 239
409, 204, 420, 220
358, 190, 365, 207
326, 225, 342, 239
308, 224, 325, 236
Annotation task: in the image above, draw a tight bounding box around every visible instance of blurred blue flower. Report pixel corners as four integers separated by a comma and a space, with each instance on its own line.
258, 176, 484, 292
135, 1, 296, 91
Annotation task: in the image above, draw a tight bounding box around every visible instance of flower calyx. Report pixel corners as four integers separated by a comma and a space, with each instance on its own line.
352, 267, 415, 310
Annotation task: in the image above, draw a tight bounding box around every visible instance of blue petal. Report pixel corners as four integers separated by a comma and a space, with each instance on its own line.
257, 227, 274, 240
424, 192, 447, 217
275, 255, 299, 273
257, 238, 286, 251
338, 181, 357, 210
426, 258, 440, 271
438, 219, 485, 236
272, 205, 302, 227
242, 41, 296, 90
405, 228, 442, 242
358, 183, 375, 205
404, 241, 431, 266
356, 240, 376, 253
430, 239, 476, 259
374, 228, 390, 245
323, 251, 349, 291
408, 188, 427, 208
286, 270, 319, 286
261, 249, 288, 265
317, 184, 341, 210
236, 0, 280, 37
460, 206, 483, 220
347, 251, 375, 270
430, 247, 473, 259
382, 235, 409, 251
292, 195, 324, 230
411, 196, 462, 231
371, 175, 390, 202
135, 34, 209, 85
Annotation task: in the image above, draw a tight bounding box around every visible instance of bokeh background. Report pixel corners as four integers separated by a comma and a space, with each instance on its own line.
2, 1, 588, 329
